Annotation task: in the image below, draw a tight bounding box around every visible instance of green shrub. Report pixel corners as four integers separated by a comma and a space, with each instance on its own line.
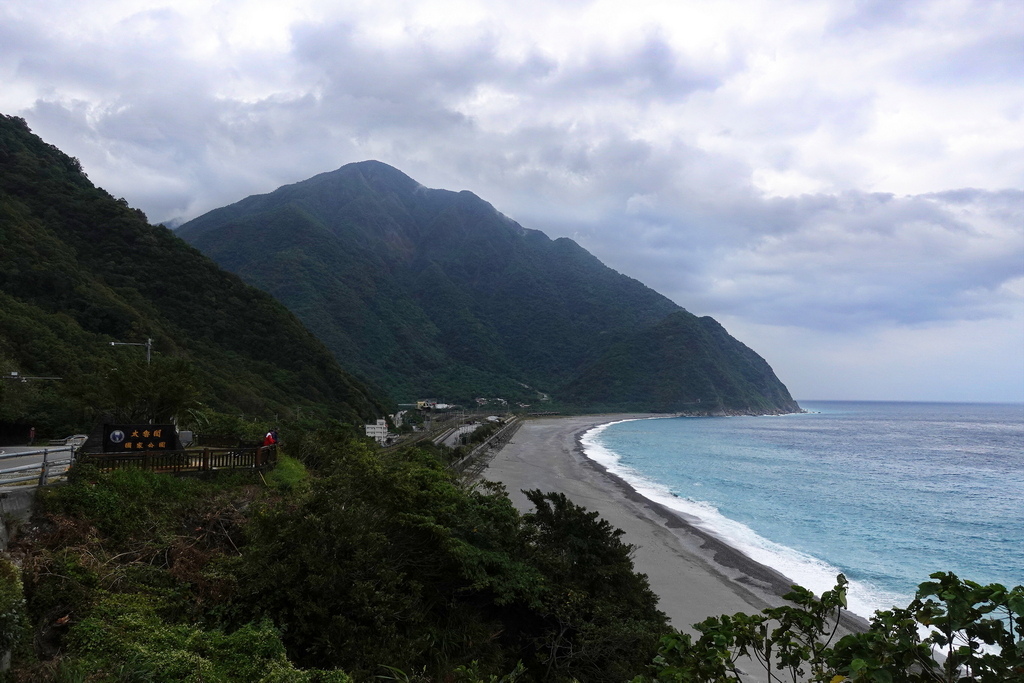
50, 466, 202, 544
634, 573, 1024, 683
229, 440, 667, 681
264, 452, 308, 492
0, 554, 26, 654
67, 592, 351, 682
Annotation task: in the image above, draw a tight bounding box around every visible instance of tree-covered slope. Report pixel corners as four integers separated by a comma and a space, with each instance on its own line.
8, 437, 670, 682
0, 114, 386, 435
557, 311, 800, 414
180, 160, 799, 414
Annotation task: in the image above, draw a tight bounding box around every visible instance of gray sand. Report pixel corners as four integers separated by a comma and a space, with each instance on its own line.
477, 415, 795, 633
475, 415, 867, 681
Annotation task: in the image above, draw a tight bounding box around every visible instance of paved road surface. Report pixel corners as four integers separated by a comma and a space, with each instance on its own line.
0, 445, 74, 482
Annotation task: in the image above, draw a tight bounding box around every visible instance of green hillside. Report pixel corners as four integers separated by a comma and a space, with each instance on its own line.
559, 311, 800, 414
179, 161, 800, 414
0, 114, 387, 438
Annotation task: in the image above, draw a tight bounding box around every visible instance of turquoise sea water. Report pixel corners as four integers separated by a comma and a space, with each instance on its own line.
582, 401, 1024, 619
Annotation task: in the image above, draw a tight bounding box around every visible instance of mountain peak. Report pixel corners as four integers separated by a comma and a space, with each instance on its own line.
326, 160, 421, 193
178, 163, 799, 413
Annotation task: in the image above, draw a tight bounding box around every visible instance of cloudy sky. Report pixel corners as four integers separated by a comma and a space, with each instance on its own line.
3, 0, 1022, 402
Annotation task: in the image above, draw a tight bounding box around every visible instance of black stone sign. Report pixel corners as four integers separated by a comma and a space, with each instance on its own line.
103, 424, 178, 453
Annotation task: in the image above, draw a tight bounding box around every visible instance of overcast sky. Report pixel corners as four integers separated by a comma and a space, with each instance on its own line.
3, 0, 1022, 403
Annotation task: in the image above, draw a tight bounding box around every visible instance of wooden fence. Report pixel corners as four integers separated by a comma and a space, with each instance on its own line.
79, 445, 277, 474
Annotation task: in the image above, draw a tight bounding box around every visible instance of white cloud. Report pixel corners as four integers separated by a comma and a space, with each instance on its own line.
1, 0, 1021, 401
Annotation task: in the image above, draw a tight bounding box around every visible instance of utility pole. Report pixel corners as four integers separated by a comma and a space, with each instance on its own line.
109, 338, 154, 423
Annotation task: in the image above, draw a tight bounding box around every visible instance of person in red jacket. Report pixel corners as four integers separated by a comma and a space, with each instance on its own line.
263, 429, 277, 447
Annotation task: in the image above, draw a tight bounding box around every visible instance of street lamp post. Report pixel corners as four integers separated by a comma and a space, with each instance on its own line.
110, 337, 152, 364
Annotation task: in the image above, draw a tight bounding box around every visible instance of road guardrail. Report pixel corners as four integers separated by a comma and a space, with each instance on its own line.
0, 446, 75, 486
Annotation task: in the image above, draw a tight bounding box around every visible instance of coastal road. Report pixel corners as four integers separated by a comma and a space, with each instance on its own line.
0, 445, 74, 483
0, 445, 49, 467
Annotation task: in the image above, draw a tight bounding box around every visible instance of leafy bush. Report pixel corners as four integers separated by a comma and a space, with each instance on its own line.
633, 573, 1024, 683
228, 440, 667, 681
15, 461, 349, 681
0, 554, 27, 655
67, 592, 350, 682
264, 453, 308, 491
47, 465, 204, 544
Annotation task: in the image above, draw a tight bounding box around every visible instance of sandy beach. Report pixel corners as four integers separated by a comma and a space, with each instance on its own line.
477, 415, 813, 633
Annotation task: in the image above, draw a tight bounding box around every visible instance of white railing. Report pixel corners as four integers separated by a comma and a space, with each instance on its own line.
0, 447, 75, 486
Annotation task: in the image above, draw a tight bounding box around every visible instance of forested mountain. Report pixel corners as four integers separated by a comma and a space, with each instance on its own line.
0, 115, 386, 437
559, 312, 800, 413
180, 161, 800, 414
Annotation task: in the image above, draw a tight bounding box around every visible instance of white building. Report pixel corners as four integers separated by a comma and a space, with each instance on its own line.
365, 419, 389, 445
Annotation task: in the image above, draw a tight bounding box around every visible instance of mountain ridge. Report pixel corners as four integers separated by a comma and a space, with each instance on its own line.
179, 160, 800, 414
0, 114, 387, 436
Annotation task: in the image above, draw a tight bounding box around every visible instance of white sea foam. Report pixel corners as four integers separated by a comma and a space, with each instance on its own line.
580, 419, 909, 620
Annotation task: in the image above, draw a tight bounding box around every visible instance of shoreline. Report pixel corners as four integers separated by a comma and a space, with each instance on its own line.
477, 414, 868, 637
572, 420, 797, 601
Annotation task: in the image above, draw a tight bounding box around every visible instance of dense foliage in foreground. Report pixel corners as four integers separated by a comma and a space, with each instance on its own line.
5, 435, 667, 681
634, 574, 1023, 683
1, 429, 1019, 681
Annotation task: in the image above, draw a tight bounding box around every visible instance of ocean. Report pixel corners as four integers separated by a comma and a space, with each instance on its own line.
581, 401, 1024, 620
